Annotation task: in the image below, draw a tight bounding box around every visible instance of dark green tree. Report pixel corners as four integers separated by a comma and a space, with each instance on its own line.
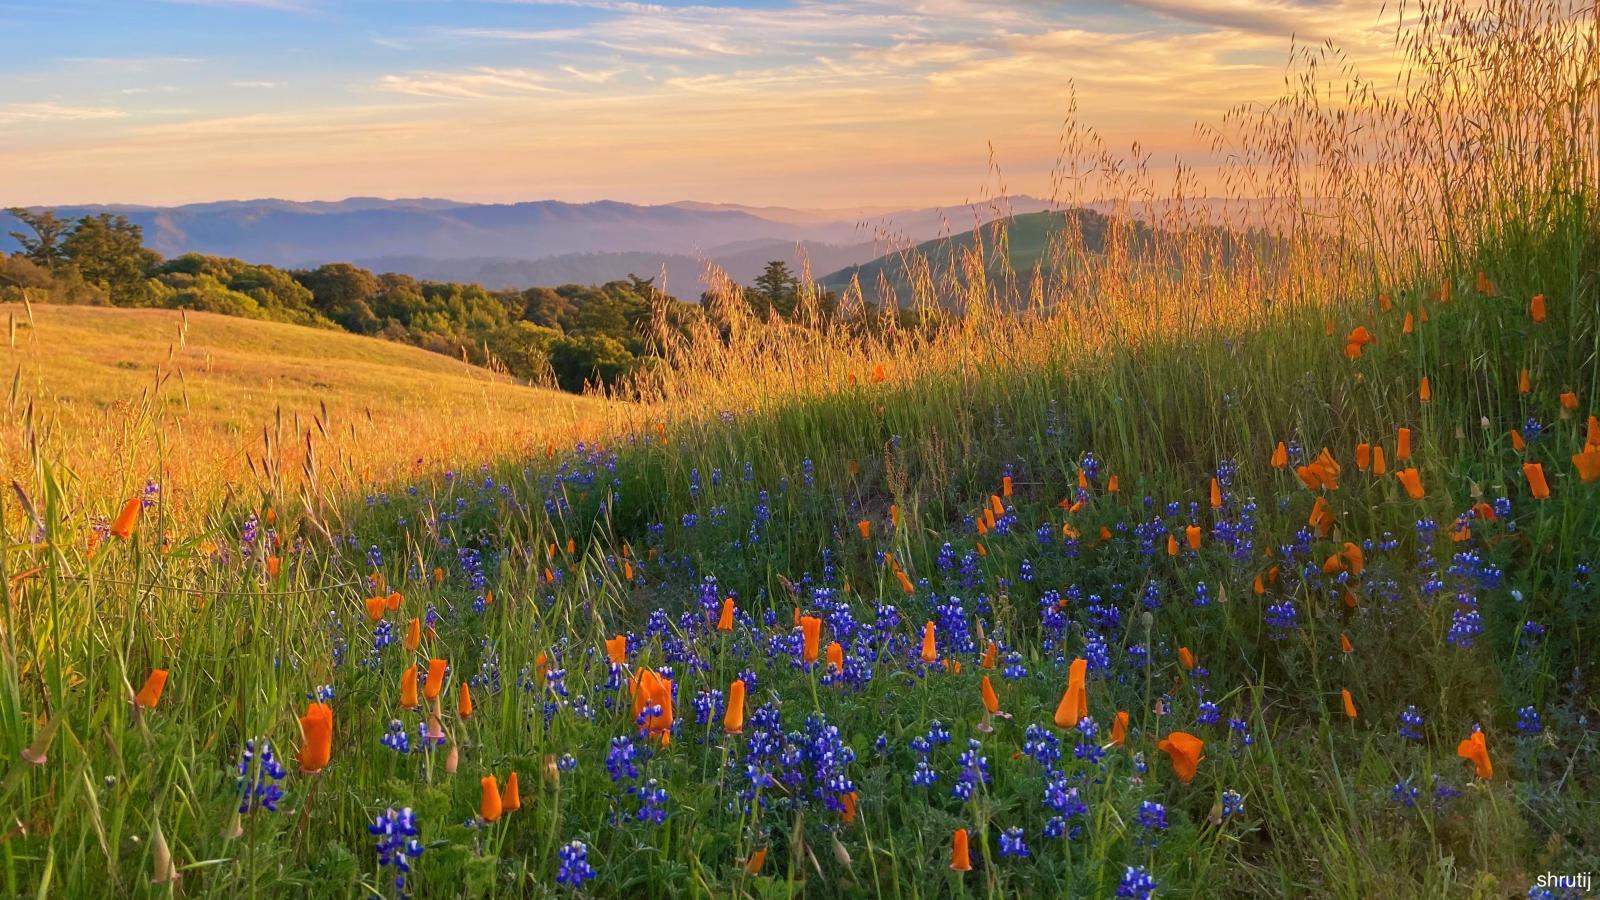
60, 213, 161, 304
298, 263, 382, 333
751, 260, 799, 320
5, 208, 71, 268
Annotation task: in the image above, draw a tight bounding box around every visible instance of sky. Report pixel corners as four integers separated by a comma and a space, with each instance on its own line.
0, 0, 1404, 208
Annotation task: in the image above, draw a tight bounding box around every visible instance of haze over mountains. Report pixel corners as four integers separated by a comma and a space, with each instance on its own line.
2, 196, 1061, 291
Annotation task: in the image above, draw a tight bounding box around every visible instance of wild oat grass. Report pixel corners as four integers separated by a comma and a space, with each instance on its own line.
1, 0, 1597, 898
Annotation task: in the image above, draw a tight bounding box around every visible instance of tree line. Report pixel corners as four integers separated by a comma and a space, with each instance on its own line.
2, 208, 928, 393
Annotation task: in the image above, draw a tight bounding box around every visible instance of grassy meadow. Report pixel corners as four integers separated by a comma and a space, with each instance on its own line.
2, 1, 1599, 898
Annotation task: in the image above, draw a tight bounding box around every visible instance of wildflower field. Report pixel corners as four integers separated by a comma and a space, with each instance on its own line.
3, 1, 1599, 897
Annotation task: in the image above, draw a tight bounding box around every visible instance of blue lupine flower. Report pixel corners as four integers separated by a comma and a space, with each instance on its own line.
556, 840, 596, 888
1117, 865, 1158, 899
999, 826, 1030, 858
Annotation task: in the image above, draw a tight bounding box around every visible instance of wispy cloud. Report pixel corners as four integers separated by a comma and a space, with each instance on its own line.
0, 101, 127, 124
376, 67, 564, 99
231, 80, 285, 88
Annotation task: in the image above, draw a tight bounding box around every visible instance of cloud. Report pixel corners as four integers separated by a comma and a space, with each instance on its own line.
231, 80, 285, 88
376, 68, 564, 99
0, 102, 127, 125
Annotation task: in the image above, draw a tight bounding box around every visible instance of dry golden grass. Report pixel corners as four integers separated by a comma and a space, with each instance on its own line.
1, 303, 616, 520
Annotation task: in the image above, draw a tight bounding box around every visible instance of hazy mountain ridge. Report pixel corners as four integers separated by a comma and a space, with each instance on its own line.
2, 195, 1056, 289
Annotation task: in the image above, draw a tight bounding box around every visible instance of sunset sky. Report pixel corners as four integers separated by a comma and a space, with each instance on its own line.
0, 0, 1402, 208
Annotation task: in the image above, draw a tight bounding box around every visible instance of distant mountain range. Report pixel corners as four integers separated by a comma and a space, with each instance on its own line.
2, 195, 1060, 292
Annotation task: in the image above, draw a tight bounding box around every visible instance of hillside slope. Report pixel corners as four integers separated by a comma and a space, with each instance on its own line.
1, 303, 611, 509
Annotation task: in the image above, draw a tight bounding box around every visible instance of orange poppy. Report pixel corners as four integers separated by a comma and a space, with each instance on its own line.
801, 616, 823, 664
841, 791, 858, 825
266, 555, 281, 578
1054, 657, 1088, 728
135, 669, 169, 709
1185, 525, 1202, 550
981, 641, 997, 670
1002, 475, 1014, 497
1560, 391, 1579, 412
1341, 542, 1365, 575
1271, 441, 1288, 468
1371, 445, 1388, 476
109, 498, 141, 540
919, 621, 937, 665
981, 676, 1000, 715
1355, 443, 1371, 471
503, 772, 521, 813
1519, 368, 1531, 394
364, 596, 387, 623
1419, 376, 1432, 403
1456, 730, 1492, 779
1523, 462, 1551, 500
950, 828, 972, 872
400, 664, 418, 709
1106, 474, 1120, 493
606, 635, 628, 666
1397, 468, 1425, 500
1157, 731, 1205, 783
743, 848, 768, 875
724, 679, 746, 734
1178, 647, 1196, 670
1341, 689, 1357, 720
718, 598, 736, 632
1209, 478, 1222, 509
480, 775, 503, 822
1402, 311, 1414, 334
424, 659, 447, 701
1339, 632, 1354, 653
404, 618, 422, 652
298, 702, 334, 773
1396, 427, 1412, 461
1110, 710, 1129, 747
825, 641, 844, 674
1166, 534, 1179, 556
1574, 447, 1600, 483
459, 682, 474, 718
1511, 429, 1527, 451
630, 668, 675, 742
1530, 294, 1546, 323
857, 519, 871, 540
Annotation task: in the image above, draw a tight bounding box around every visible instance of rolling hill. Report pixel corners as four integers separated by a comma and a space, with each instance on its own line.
0, 303, 611, 506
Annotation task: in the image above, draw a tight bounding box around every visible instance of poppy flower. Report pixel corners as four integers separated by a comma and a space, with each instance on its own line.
1396, 427, 1412, 461
717, 598, 735, 632
1510, 429, 1527, 451
1054, 657, 1088, 728
1419, 376, 1431, 403
1185, 525, 1202, 550
1002, 475, 1014, 497
1157, 731, 1205, 784
109, 498, 141, 540
630, 668, 675, 741
364, 596, 387, 623
1341, 542, 1365, 575
1339, 632, 1354, 654
1574, 447, 1600, 483
1178, 646, 1196, 670
502, 772, 522, 813
266, 555, 281, 578
1378, 292, 1392, 311
480, 775, 504, 822
981, 641, 997, 670
135, 669, 169, 709
1371, 445, 1388, 476
919, 621, 937, 665
1397, 468, 1425, 500
1523, 462, 1551, 500
825, 641, 844, 674
459, 682, 474, 718
1166, 534, 1179, 556
298, 702, 333, 773
724, 679, 746, 734
1519, 368, 1531, 394
386, 591, 403, 611
424, 659, 447, 701
1341, 689, 1357, 720
1110, 710, 1129, 747
801, 616, 823, 664
950, 828, 972, 872
1355, 443, 1371, 471
1106, 474, 1120, 493
890, 504, 901, 527
981, 676, 1000, 715
857, 519, 871, 539
404, 618, 421, 652
743, 848, 768, 875
605, 635, 628, 667
1456, 730, 1492, 779
1308, 496, 1335, 536
1530, 294, 1546, 323
1403, 312, 1415, 334
1587, 415, 1600, 450
1209, 478, 1222, 509
841, 791, 858, 825
990, 494, 1004, 517
1560, 391, 1579, 412
1271, 441, 1288, 468
400, 664, 419, 709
